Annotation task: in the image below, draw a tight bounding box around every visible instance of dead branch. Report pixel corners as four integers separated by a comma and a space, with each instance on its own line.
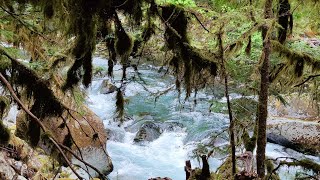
294, 74, 320, 87
190, 12, 210, 33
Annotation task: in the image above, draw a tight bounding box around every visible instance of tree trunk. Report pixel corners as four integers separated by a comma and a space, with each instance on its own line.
185, 160, 191, 180
218, 30, 236, 178
200, 155, 210, 179
257, 0, 273, 178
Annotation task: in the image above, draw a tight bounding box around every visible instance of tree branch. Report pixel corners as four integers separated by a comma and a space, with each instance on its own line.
294, 74, 320, 87
191, 12, 210, 33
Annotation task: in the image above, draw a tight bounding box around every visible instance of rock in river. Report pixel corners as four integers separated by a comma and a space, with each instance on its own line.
267, 117, 320, 155
99, 79, 117, 94
134, 122, 161, 143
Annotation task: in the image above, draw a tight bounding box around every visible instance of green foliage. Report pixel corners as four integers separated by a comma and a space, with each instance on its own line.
157, 0, 196, 7
231, 98, 257, 122
209, 100, 227, 113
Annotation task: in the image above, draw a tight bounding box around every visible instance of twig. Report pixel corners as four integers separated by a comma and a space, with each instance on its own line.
191, 12, 210, 33
294, 74, 320, 87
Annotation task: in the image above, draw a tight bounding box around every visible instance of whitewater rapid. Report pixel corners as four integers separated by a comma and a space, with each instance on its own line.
85, 57, 319, 180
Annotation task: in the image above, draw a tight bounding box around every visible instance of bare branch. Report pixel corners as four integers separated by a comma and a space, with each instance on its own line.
294, 74, 320, 87
190, 12, 210, 33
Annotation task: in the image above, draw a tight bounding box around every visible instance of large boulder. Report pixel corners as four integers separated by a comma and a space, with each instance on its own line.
15, 107, 113, 177
15, 75, 113, 177
267, 117, 320, 155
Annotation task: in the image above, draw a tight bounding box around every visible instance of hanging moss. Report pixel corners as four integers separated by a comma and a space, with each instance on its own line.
114, 14, 134, 79
242, 130, 256, 152
82, 52, 93, 88
43, 2, 54, 19
0, 120, 10, 145
294, 59, 304, 78
245, 37, 252, 55
27, 118, 40, 147
11, 60, 65, 118
161, 4, 218, 98
62, 0, 101, 90
114, 0, 144, 25
9, 59, 65, 146
162, 4, 189, 49
271, 40, 320, 81
98, 19, 117, 77
131, 21, 156, 57
63, 132, 73, 148
114, 26, 133, 57
278, 0, 291, 44
115, 89, 124, 123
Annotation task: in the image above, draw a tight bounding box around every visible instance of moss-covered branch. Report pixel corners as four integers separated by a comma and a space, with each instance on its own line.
271, 40, 320, 78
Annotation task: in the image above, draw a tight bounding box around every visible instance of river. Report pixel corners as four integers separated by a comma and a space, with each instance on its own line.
86, 57, 319, 180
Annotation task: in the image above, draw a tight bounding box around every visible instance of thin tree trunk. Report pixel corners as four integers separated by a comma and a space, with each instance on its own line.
257, 0, 273, 178
218, 30, 236, 178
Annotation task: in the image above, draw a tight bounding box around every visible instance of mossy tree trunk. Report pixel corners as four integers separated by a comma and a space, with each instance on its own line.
257, 0, 273, 178
218, 29, 236, 178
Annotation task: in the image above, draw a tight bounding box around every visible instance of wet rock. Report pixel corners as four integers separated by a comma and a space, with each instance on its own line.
267, 118, 320, 155
134, 122, 161, 143
99, 79, 117, 94
125, 116, 153, 133
131, 120, 184, 143
0, 152, 15, 180
105, 127, 126, 142
160, 121, 184, 132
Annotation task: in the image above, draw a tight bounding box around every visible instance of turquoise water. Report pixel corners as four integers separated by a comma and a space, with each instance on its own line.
86, 57, 319, 180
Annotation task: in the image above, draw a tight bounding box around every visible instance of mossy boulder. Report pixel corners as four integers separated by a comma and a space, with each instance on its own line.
15, 106, 113, 176
15, 74, 113, 177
